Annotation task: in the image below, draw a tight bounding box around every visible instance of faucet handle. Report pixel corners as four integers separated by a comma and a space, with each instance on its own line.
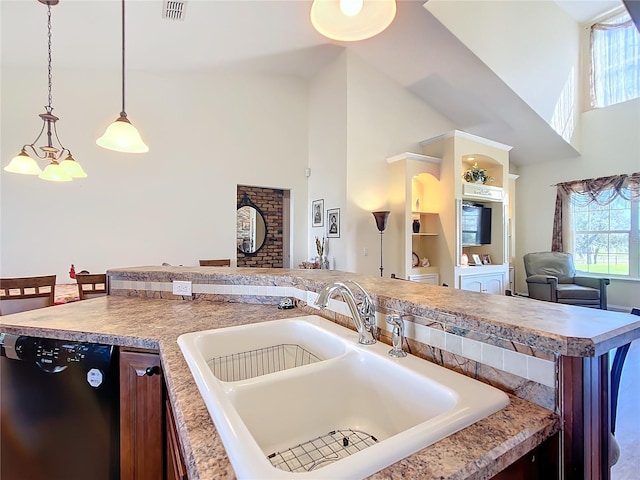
386, 314, 407, 358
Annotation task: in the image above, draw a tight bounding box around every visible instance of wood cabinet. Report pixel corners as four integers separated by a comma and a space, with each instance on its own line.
165, 397, 188, 480
119, 349, 187, 480
492, 432, 559, 479
120, 350, 164, 480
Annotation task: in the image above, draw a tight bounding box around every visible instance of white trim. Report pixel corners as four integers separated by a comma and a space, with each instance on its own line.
419, 130, 513, 152
386, 152, 441, 165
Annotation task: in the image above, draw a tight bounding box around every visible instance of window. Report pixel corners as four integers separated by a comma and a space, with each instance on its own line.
590, 11, 640, 108
570, 189, 639, 277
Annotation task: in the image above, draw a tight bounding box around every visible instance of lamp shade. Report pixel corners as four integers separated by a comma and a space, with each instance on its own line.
59, 155, 88, 178
372, 211, 390, 232
39, 161, 72, 182
310, 0, 397, 41
96, 116, 149, 153
4, 150, 43, 175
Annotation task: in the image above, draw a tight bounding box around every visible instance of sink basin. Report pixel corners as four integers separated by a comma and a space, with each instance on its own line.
178, 315, 509, 479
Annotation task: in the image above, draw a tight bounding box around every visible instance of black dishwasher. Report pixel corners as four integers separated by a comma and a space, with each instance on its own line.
0, 333, 119, 480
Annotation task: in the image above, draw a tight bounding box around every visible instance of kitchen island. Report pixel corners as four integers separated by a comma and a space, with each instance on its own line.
2, 266, 639, 479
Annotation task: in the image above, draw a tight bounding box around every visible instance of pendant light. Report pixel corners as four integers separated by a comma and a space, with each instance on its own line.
96, 0, 148, 153
4, 0, 87, 182
310, 0, 397, 41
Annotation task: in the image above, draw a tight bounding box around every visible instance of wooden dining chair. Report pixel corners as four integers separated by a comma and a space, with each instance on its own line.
0, 275, 57, 315
199, 259, 231, 267
76, 273, 108, 301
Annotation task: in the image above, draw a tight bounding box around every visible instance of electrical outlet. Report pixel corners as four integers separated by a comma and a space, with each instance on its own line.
172, 280, 192, 296
363, 247, 369, 256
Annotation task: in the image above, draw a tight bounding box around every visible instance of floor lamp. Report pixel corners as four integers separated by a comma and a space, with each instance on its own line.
372, 211, 390, 277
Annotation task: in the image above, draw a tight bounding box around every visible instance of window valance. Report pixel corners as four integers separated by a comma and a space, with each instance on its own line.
552, 172, 640, 251
555, 172, 640, 206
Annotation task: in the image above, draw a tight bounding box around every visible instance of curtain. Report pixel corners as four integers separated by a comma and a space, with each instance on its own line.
551, 173, 640, 251
590, 12, 640, 108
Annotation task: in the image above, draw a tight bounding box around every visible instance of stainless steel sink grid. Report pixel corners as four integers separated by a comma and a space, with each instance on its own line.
206, 344, 321, 382
267, 429, 379, 473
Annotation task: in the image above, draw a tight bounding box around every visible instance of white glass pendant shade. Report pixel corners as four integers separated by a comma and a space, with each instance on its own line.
39, 161, 72, 182
59, 155, 88, 178
96, 116, 149, 153
310, 0, 396, 41
4, 150, 43, 175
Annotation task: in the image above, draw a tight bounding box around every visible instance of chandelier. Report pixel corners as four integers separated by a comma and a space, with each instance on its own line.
3, 0, 87, 182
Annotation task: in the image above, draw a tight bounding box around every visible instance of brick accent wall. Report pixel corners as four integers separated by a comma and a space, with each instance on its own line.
237, 186, 284, 268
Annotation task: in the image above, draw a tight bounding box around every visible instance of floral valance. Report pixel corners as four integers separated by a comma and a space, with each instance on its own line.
555, 172, 640, 206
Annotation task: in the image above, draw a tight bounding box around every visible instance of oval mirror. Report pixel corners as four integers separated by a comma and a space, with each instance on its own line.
237, 199, 267, 254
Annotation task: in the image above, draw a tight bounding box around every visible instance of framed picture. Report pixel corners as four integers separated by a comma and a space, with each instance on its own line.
472, 254, 482, 266
312, 199, 324, 227
482, 254, 492, 265
326, 208, 340, 238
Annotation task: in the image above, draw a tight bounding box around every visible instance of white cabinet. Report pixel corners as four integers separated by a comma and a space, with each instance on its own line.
409, 273, 439, 285
460, 272, 504, 294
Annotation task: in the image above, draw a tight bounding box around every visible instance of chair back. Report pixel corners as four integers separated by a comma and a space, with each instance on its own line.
0, 275, 56, 315
76, 273, 108, 300
523, 252, 576, 283
199, 259, 231, 267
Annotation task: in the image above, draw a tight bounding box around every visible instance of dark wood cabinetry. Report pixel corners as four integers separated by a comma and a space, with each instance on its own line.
120, 350, 164, 480
491, 433, 559, 480
119, 350, 186, 480
165, 397, 188, 480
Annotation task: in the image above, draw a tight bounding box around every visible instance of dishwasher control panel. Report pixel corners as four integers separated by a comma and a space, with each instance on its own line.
0, 334, 113, 373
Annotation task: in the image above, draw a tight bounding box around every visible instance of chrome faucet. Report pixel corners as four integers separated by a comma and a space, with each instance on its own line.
314, 280, 377, 345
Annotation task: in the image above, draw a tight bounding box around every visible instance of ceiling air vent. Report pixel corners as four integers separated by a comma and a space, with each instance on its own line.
162, 0, 187, 21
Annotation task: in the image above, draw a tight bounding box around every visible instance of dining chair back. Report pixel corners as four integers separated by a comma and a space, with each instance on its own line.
0, 275, 56, 315
199, 259, 231, 267
76, 273, 108, 301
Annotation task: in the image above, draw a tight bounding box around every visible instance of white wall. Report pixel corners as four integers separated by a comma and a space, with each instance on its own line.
307, 51, 454, 276
308, 52, 348, 268
516, 98, 640, 310
0, 67, 310, 281
427, 0, 582, 149
344, 52, 455, 277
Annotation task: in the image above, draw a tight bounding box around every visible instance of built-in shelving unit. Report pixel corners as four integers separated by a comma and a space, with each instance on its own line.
386, 152, 441, 281
418, 130, 513, 293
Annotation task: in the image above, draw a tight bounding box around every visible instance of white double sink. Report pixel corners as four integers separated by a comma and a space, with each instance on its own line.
178, 315, 509, 479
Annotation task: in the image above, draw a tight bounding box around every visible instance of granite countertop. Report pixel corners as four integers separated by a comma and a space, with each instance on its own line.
0, 295, 558, 480
110, 266, 640, 357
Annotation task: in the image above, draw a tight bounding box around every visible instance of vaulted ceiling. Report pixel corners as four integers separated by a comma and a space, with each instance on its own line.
1, 0, 624, 166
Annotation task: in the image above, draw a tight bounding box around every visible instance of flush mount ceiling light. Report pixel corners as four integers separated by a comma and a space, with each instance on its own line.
4, 0, 87, 182
310, 0, 397, 41
96, 0, 148, 153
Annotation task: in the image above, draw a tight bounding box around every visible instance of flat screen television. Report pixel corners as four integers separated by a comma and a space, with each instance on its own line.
461, 204, 491, 246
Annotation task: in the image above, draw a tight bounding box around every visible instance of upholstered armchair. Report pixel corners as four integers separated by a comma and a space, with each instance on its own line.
523, 252, 610, 309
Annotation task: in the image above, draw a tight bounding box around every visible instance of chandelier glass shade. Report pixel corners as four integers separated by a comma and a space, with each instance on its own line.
310, 0, 397, 41
97, 0, 148, 154
3, 0, 86, 182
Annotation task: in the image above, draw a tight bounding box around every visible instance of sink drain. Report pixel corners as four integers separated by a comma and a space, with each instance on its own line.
267, 429, 378, 473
